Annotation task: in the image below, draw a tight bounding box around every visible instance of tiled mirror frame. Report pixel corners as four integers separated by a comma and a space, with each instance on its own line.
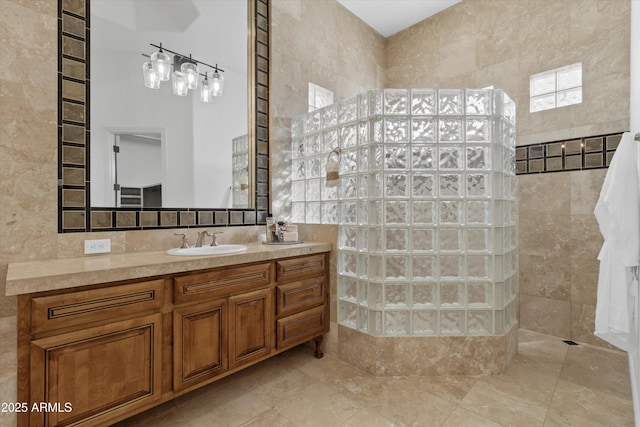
58, 0, 270, 232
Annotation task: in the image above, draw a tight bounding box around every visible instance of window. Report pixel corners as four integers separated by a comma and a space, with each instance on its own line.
530, 63, 582, 112
308, 82, 334, 112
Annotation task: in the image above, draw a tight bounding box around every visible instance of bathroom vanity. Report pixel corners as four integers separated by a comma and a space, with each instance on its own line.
6, 242, 331, 426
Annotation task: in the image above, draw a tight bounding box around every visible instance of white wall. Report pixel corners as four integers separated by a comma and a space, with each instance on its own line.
118, 135, 162, 189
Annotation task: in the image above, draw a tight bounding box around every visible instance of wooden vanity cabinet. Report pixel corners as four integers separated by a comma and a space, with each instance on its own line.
22, 281, 166, 427
17, 252, 329, 427
275, 254, 329, 357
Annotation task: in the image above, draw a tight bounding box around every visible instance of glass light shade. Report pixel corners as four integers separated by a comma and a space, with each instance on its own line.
200, 78, 212, 102
211, 72, 224, 97
172, 71, 188, 96
142, 61, 160, 89
181, 61, 199, 89
150, 50, 171, 81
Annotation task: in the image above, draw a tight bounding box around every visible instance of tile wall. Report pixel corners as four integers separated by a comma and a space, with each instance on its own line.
383, 0, 630, 347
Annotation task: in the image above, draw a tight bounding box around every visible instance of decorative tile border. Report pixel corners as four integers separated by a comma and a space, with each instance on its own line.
57, 0, 270, 232
515, 132, 623, 175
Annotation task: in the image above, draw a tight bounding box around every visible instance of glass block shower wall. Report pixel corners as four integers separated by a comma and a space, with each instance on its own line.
291, 89, 517, 337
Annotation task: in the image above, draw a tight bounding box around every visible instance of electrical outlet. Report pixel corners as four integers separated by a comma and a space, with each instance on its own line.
84, 239, 111, 254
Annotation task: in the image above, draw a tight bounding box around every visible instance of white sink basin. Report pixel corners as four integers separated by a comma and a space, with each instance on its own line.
166, 244, 247, 256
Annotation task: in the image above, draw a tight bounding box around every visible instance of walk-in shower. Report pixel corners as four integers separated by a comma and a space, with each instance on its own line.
291, 89, 518, 375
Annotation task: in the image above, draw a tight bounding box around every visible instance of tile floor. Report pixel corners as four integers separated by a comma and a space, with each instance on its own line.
114, 329, 634, 427
0, 328, 633, 426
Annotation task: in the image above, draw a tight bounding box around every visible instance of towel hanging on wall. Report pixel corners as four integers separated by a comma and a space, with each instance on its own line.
594, 132, 640, 351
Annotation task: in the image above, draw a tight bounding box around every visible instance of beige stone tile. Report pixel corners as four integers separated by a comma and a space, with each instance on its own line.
113, 401, 179, 427
417, 375, 479, 405
519, 213, 572, 259
437, 38, 477, 80
544, 379, 634, 427
460, 360, 558, 425
519, 254, 571, 301
372, 377, 457, 427
517, 0, 571, 52
570, 72, 630, 127
517, 174, 571, 216
570, 303, 618, 350
0, 336, 17, 384
519, 294, 571, 338
569, 215, 603, 260
512, 329, 568, 375
0, 315, 16, 339
339, 407, 397, 427
569, 258, 599, 306
460, 385, 548, 427
249, 364, 317, 407
273, 382, 360, 427
475, 17, 519, 69
337, 325, 380, 375
569, 0, 630, 43
240, 408, 296, 427
559, 344, 632, 400
570, 169, 607, 216
291, 349, 386, 406
0, 374, 17, 427
476, 59, 519, 99
442, 407, 503, 427
182, 390, 271, 427
570, 120, 630, 141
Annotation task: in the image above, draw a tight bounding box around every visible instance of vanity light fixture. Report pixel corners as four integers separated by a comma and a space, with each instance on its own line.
142, 43, 225, 101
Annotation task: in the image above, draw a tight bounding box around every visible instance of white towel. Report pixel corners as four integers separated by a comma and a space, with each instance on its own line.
594, 132, 640, 351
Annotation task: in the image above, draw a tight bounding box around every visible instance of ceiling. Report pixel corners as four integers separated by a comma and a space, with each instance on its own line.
336, 0, 462, 37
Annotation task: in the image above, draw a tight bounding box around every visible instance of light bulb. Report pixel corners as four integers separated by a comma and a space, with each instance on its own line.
200, 77, 212, 102
181, 61, 199, 90
142, 61, 160, 89
211, 72, 224, 97
150, 50, 171, 81
172, 71, 188, 96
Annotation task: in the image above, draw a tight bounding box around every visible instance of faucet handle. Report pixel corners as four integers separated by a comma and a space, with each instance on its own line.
173, 232, 190, 249
211, 231, 224, 246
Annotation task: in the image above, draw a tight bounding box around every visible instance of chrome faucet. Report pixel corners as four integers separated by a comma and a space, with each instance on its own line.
211, 231, 223, 246
196, 230, 213, 247
174, 233, 190, 248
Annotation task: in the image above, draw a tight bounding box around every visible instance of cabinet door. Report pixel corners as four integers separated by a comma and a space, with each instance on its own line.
229, 288, 273, 369
30, 314, 162, 427
173, 299, 228, 392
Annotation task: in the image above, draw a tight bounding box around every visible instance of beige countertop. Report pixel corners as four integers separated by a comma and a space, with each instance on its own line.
6, 241, 332, 296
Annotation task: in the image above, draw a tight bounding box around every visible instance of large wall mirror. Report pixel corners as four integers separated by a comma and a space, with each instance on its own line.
58, 0, 270, 232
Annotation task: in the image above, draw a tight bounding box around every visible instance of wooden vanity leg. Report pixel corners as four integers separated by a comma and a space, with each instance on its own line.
313, 335, 324, 358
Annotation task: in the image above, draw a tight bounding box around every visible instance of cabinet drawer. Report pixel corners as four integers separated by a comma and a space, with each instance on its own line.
31, 279, 164, 334
276, 277, 325, 318
276, 254, 326, 282
276, 305, 325, 350
174, 263, 271, 303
